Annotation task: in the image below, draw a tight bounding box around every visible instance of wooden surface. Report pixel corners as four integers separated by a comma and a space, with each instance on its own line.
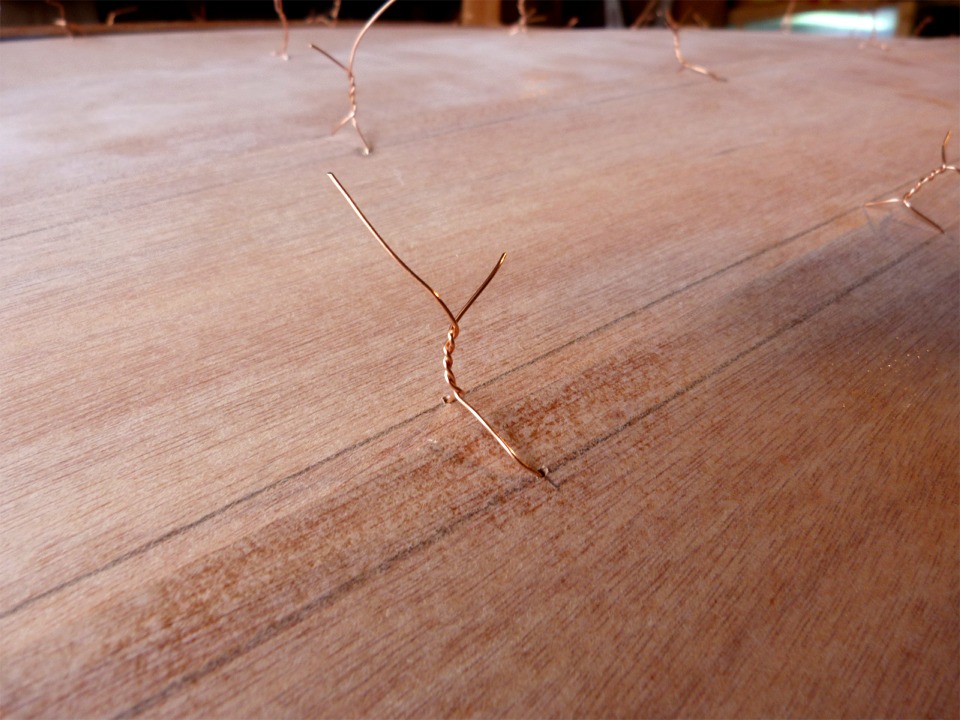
1, 23, 958, 718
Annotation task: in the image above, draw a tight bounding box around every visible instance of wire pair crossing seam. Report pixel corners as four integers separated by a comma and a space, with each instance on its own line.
328, 173, 549, 481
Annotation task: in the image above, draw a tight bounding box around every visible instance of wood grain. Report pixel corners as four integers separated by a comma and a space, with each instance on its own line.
1, 24, 957, 718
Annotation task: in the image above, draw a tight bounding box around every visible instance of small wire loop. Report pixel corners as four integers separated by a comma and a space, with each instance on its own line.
328, 173, 549, 481
865, 130, 959, 234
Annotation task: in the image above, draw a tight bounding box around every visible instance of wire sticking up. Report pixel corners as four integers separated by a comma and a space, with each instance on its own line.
307, 0, 341, 27
665, 10, 725, 82
858, 7, 890, 51
509, 0, 544, 35
912, 16, 932, 36
780, 0, 797, 33
190, 2, 206, 23
865, 131, 959, 234
629, 0, 658, 30
273, 0, 290, 60
46, 0, 79, 36
310, 0, 396, 155
327, 173, 550, 482
106, 6, 136, 26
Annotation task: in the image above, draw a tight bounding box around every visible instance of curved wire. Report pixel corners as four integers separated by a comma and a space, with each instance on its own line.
865, 130, 959, 234
665, 10, 725, 82
328, 172, 548, 480
347, 0, 397, 71
309, 0, 396, 154
328, 173, 456, 326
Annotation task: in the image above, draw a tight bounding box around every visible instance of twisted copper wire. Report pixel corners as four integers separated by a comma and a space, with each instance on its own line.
858, 8, 890, 51
509, 0, 543, 35
665, 10, 725, 82
866, 131, 959, 234
106, 6, 136, 25
310, 0, 341, 27
327, 172, 548, 480
273, 0, 290, 60
629, 0, 657, 30
309, 0, 396, 155
46, 0, 78, 36
779, 0, 797, 33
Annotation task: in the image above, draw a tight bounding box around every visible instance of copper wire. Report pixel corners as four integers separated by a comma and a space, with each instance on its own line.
913, 16, 932, 36
273, 0, 290, 60
509, 0, 544, 35
629, 0, 658, 30
310, 0, 396, 155
866, 131, 959, 234
106, 6, 136, 26
46, 0, 78, 36
858, 7, 890, 51
327, 172, 549, 480
665, 10, 725, 82
780, 0, 797, 33
308, 0, 341, 27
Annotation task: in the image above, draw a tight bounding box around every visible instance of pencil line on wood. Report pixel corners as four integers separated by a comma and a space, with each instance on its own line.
0, 199, 903, 618
0, 402, 439, 620
112, 476, 540, 719
546, 235, 942, 485
112, 234, 942, 718
0, 70, 767, 244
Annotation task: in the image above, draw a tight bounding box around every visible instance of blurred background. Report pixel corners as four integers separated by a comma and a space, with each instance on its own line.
1, 0, 957, 37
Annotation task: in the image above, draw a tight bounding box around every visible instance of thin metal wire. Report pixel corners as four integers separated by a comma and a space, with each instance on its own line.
858, 7, 890, 51
308, 0, 341, 27
629, 0, 658, 30
327, 172, 549, 480
509, 0, 544, 35
780, 0, 797, 33
865, 131, 959, 234
913, 16, 932, 36
309, 0, 396, 155
46, 0, 78, 36
106, 6, 136, 26
273, 0, 290, 60
665, 10, 725, 82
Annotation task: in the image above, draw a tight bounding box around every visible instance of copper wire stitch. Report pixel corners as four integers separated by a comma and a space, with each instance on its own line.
865, 130, 959, 234
308, 0, 341, 27
46, 0, 79, 36
665, 10, 725, 82
273, 0, 290, 60
629, 0, 657, 30
509, 0, 544, 35
310, 0, 396, 155
327, 173, 549, 480
779, 0, 797, 33
858, 7, 890, 51
106, 6, 136, 25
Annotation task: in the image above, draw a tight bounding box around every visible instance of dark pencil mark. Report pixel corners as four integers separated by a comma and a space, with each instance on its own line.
0, 198, 918, 619
114, 233, 938, 718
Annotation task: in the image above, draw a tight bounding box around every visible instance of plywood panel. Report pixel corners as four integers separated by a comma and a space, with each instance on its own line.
1, 24, 957, 718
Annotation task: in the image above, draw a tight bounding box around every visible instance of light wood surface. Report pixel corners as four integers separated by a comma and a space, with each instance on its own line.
1, 23, 958, 718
